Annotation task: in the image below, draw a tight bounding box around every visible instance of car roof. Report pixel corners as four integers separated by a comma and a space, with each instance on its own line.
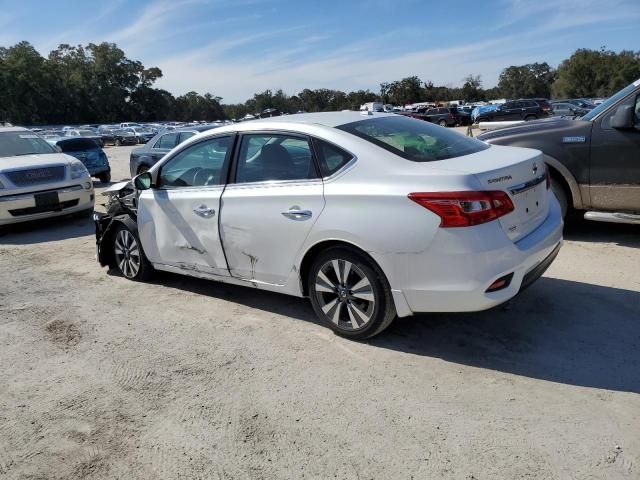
242, 111, 397, 128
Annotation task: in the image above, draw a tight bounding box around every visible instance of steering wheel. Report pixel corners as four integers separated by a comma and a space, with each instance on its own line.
192, 168, 218, 186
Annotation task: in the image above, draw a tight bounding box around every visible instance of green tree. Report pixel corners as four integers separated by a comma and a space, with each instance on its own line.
498, 63, 556, 99
553, 48, 640, 98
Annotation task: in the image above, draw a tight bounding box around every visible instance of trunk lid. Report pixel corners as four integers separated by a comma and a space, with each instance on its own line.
431, 145, 549, 242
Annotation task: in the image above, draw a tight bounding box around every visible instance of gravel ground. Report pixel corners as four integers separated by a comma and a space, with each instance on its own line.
0, 144, 639, 479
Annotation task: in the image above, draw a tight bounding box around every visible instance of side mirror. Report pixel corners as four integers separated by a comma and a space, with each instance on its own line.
134, 171, 153, 190
610, 105, 634, 129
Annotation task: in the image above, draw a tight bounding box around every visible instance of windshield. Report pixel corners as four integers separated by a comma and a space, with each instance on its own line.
114, 130, 130, 135
0, 131, 57, 157
78, 130, 96, 136
337, 115, 489, 162
582, 81, 639, 121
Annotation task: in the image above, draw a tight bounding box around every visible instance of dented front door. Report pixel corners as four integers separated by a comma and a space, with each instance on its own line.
137, 135, 234, 276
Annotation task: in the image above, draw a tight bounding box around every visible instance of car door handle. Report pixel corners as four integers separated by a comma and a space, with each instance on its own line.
281, 209, 312, 220
193, 205, 216, 218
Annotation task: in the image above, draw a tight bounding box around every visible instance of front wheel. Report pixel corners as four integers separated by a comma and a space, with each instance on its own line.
115, 139, 122, 146
98, 171, 111, 183
308, 247, 396, 340
112, 224, 153, 281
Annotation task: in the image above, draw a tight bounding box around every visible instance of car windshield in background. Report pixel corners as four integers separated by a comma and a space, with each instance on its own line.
78, 130, 96, 136
58, 138, 99, 151
337, 115, 489, 162
581, 81, 638, 121
114, 130, 130, 135
0, 131, 57, 157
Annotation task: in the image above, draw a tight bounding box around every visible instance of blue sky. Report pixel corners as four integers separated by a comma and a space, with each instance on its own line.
0, 0, 638, 103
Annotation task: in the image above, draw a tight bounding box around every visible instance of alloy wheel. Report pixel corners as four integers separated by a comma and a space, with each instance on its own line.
314, 259, 376, 330
114, 229, 141, 278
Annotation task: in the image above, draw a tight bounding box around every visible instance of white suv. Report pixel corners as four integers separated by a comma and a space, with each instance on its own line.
0, 127, 94, 226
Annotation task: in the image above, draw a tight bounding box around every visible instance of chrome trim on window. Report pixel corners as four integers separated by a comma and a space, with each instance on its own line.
509, 173, 546, 195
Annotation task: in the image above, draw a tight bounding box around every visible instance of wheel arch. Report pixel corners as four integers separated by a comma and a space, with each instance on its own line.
542, 153, 584, 209
298, 239, 388, 297
98, 214, 138, 268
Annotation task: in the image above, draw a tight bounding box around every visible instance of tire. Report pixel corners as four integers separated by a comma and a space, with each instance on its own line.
112, 224, 153, 281
551, 177, 569, 218
98, 171, 111, 183
524, 115, 537, 121
115, 139, 122, 147
137, 165, 150, 175
438, 119, 447, 127
308, 246, 396, 340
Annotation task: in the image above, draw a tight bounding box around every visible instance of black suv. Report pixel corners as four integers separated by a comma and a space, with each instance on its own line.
422, 107, 469, 127
475, 99, 551, 122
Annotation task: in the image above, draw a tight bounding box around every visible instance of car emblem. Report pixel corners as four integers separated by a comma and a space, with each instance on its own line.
532, 162, 538, 175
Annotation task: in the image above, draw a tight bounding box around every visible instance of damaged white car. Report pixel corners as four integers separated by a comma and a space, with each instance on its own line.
95, 112, 562, 339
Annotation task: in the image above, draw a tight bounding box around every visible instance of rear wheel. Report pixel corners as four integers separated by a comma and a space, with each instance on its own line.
112, 224, 153, 281
98, 171, 111, 183
115, 139, 122, 146
524, 115, 537, 121
438, 119, 447, 127
137, 165, 150, 175
308, 247, 396, 340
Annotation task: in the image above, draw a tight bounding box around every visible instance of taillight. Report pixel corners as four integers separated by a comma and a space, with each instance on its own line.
408, 191, 515, 227
545, 165, 551, 189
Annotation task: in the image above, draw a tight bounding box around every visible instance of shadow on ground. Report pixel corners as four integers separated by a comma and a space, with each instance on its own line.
133, 269, 640, 394
0, 214, 94, 244
563, 215, 639, 248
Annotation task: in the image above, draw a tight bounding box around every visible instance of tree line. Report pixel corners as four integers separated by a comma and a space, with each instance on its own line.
1, 41, 639, 125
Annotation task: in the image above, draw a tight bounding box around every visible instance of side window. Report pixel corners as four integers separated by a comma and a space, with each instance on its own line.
159, 136, 231, 188
312, 138, 353, 177
179, 131, 196, 144
235, 134, 318, 183
155, 133, 178, 149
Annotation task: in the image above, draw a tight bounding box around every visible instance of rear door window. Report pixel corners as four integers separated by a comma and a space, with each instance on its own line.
155, 133, 178, 149
312, 138, 353, 177
235, 134, 318, 183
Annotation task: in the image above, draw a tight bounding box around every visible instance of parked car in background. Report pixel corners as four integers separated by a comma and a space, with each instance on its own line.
120, 122, 141, 129
123, 127, 155, 144
550, 102, 590, 118
110, 129, 138, 146
554, 98, 596, 110
65, 128, 104, 147
96, 112, 562, 340
129, 125, 221, 176
475, 99, 551, 122
422, 107, 468, 127
50, 137, 111, 183
0, 127, 94, 225
478, 78, 640, 223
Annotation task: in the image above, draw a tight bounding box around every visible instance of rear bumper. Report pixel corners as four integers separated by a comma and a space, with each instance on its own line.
0, 184, 94, 225
372, 196, 564, 316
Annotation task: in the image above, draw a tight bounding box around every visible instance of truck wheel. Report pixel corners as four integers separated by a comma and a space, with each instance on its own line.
524, 115, 537, 121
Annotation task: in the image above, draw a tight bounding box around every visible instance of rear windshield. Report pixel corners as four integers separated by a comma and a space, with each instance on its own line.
337, 115, 489, 162
0, 131, 57, 157
58, 138, 99, 151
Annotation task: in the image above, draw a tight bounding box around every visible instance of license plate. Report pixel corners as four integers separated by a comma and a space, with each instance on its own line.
518, 186, 541, 215
34, 191, 60, 209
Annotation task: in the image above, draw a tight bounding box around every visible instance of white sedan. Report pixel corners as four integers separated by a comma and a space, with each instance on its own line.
95, 112, 563, 339
0, 127, 94, 226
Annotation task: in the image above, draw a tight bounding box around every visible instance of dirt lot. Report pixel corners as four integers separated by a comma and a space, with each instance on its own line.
1, 145, 639, 479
